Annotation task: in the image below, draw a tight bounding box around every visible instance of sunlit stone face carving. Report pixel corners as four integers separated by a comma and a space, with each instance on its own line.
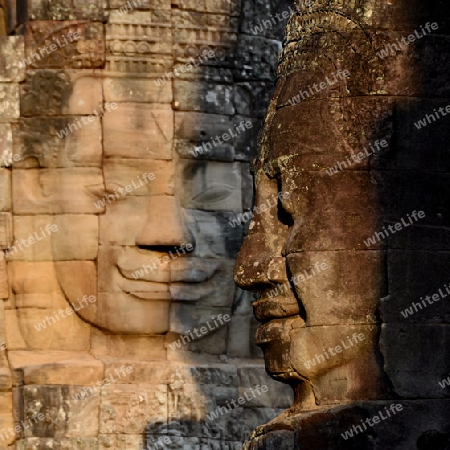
10, 146, 244, 339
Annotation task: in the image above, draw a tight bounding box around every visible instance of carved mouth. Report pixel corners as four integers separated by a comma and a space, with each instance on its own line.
253, 294, 301, 323
255, 315, 305, 345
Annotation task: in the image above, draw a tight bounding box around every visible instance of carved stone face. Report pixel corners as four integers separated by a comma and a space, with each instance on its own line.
9, 140, 244, 341
235, 93, 387, 404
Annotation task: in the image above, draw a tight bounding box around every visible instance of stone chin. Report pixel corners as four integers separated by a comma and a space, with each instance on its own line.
256, 316, 379, 386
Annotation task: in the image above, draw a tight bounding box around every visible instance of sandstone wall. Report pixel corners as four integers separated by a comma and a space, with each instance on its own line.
0, 0, 293, 448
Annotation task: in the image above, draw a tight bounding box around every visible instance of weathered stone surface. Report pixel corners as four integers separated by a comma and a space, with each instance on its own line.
12, 168, 104, 214
286, 251, 382, 325
0, 392, 14, 445
240, 0, 291, 39
0, 212, 12, 249
103, 78, 172, 103
174, 81, 235, 115
381, 250, 450, 323
91, 332, 166, 361
374, 98, 450, 172
99, 383, 168, 434
19, 384, 100, 438
99, 196, 191, 246
107, 10, 172, 55
242, 400, 450, 450
25, 22, 105, 69
0, 259, 8, 299
0, 123, 12, 166
103, 103, 173, 160
172, 0, 241, 16
0, 170, 11, 212
381, 324, 450, 398
176, 160, 243, 212
8, 351, 103, 386
10, 215, 98, 261
28, 0, 108, 21
0, 83, 19, 121
3, 0, 288, 448
103, 159, 173, 196
0, 36, 25, 82
233, 36, 279, 81
172, 9, 238, 65
187, 210, 244, 258
13, 118, 102, 168
21, 70, 103, 115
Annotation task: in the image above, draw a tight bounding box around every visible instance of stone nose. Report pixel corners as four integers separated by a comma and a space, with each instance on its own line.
234, 233, 287, 291
135, 195, 195, 248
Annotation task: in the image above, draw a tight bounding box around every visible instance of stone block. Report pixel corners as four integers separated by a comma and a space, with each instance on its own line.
233, 35, 279, 81
99, 383, 167, 434
99, 434, 144, 450
8, 351, 104, 386
21, 70, 103, 115
0, 259, 7, 299
240, 0, 290, 39
174, 80, 235, 115
10, 215, 98, 261
103, 78, 172, 103
287, 251, 383, 326
381, 250, 450, 323
380, 324, 450, 398
278, 171, 381, 252
374, 171, 450, 229
96, 292, 170, 335
186, 210, 244, 258
172, 9, 238, 65
233, 116, 259, 162
109, 0, 170, 9
0, 124, 12, 166
54, 261, 98, 324
270, 96, 394, 171
20, 384, 99, 438
172, 0, 241, 16
0, 170, 11, 212
373, 98, 450, 172
13, 118, 102, 168
0, 392, 14, 445
0, 36, 25, 82
103, 103, 173, 160
15, 307, 91, 351
0, 212, 12, 249
0, 84, 19, 121
90, 331, 166, 361
237, 366, 292, 409
175, 139, 234, 162
176, 160, 243, 212
28, 0, 108, 21
103, 158, 173, 197
175, 111, 232, 141
24, 22, 105, 69
100, 194, 192, 247
107, 11, 172, 56
4, 310, 27, 351
12, 168, 104, 214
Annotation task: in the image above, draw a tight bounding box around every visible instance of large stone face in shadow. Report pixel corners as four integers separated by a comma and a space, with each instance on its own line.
234, 0, 450, 448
